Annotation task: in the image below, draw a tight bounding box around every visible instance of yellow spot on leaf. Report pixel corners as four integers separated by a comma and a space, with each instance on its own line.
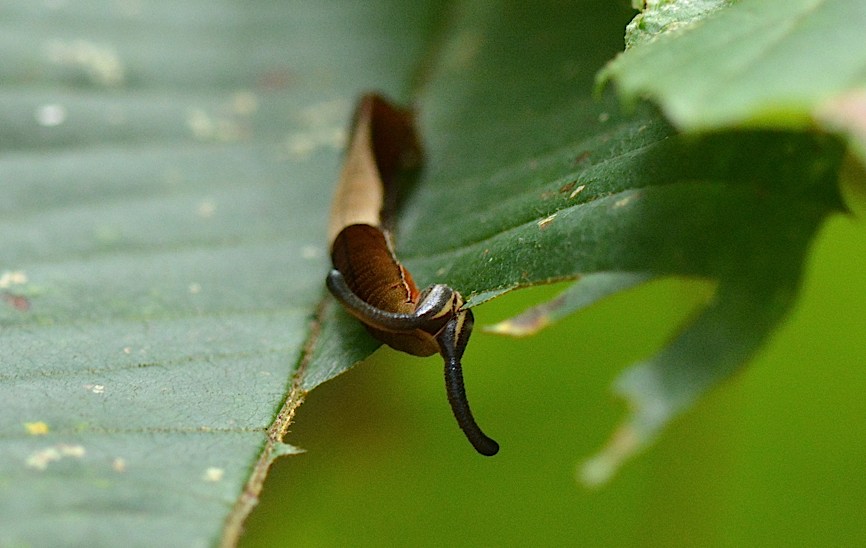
24, 422, 49, 435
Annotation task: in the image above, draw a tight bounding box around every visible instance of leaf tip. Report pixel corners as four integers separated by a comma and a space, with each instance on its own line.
483, 316, 550, 337
578, 425, 641, 488
270, 442, 304, 460
579, 358, 677, 486
815, 89, 866, 171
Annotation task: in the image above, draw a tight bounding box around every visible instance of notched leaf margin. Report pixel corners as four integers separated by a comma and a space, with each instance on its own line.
219, 299, 327, 548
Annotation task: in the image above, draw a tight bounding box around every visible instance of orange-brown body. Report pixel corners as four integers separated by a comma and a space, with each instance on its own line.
331, 224, 440, 357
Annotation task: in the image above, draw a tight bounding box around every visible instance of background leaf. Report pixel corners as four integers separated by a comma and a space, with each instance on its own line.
485, 272, 657, 337
599, 0, 866, 164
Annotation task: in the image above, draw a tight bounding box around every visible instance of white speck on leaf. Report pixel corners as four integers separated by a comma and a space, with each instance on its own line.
614, 196, 634, 208
197, 200, 217, 218
231, 91, 259, 116
569, 184, 586, 199
301, 245, 322, 260
286, 98, 349, 160
287, 127, 344, 160
45, 39, 125, 87
0, 271, 27, 288
203, 467, 225, 482
35, 104, 67, 127
26, 444, 86, 471
537, 213, 557, 230
186, 107, 247, 142
186, 108, 215, 140
112, 457, 127, 473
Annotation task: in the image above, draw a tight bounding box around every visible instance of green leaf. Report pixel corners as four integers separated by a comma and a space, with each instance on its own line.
624, 0, 733, 48
587, 0, 864, 478
599, 0, 866, 164
0, 1, 443, 545
301, 0, 845, 490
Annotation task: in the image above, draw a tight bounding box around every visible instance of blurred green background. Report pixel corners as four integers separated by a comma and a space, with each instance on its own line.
244, 214, 866, 546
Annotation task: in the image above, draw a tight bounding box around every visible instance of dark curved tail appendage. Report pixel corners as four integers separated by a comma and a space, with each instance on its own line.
438, 310, 499, 456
